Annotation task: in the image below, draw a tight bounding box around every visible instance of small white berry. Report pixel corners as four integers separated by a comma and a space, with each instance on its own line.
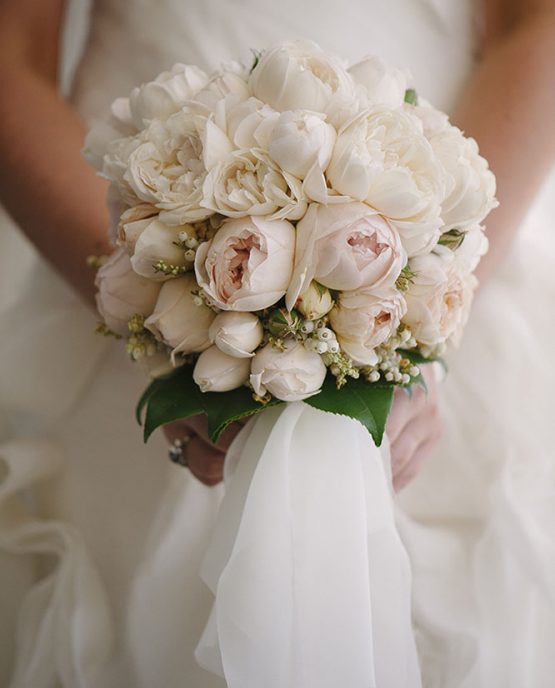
368, 371, 380, 383
184, 249, 196, 262
317, 327, 333, 341
301, 320, 314, 334
178, 231, 189, 243
401, 373, 411, 385
385, 371, 394, 382
185, 236, 199, 249
328, 341, 340, 353
314, 341, 328, 354
409, 366, 420, 377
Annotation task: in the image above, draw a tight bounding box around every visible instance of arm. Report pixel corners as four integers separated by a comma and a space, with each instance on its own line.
0, 0, 110, 303
454, 0, 555, 280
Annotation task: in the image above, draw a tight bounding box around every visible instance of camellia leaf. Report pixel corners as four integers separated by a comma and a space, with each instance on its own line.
305, 376, 395, 447
137, 367, 425, 447
138, 364, 284, 443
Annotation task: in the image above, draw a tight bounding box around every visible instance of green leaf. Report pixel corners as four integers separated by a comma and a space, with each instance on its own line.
137, 364, 284, 443
305, 376, 394, 446
202, 386, 283, 442
404, 88, 418, 105
141, 366, 204, 442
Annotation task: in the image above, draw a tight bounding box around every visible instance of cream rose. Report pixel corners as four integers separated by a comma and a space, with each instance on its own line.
201, 148, 306, 220
249, 40, 358, 127
429, 124, 498, 230
208, 312, 264, 358
348, 56, 408, 109
128, 63, 209, 129
403, 248, 477, 348
330, 288, 406, 366
95, 248, 161, 336
268, 110, 336, 179
195, 216, 296, 311
327, 109, 447, 256
144, 274, 215, 353
193, 345, 251, 392
250, 340, 327, 401
286, 202, 406, 310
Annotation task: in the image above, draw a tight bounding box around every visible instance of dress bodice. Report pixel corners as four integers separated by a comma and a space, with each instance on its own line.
72, 0, 479, 123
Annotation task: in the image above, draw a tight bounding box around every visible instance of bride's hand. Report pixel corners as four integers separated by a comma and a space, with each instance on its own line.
386, 365, 442, 492
163, 416, 246, 486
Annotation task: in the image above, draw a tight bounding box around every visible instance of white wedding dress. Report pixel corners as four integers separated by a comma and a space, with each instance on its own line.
1, 0, 555, 686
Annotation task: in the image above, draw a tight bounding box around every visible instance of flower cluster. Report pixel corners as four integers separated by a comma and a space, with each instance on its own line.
87, 40, 496, 402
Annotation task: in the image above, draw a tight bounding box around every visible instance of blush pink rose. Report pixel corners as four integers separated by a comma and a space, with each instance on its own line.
194, 216, 295, 311
286, 202, 406, 310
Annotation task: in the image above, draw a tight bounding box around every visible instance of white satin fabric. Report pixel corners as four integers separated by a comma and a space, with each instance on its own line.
196, 404, 420, 688
1, 0, 555, 686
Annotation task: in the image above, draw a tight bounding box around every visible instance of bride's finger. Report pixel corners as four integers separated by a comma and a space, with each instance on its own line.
186, 436, 225, 486
393, 431, 441, 492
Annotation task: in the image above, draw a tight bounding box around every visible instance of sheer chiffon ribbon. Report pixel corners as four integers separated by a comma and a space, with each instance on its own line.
195, 402, 422, 688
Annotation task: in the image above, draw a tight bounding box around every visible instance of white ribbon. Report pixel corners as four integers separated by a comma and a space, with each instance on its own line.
196, 402, 421, 688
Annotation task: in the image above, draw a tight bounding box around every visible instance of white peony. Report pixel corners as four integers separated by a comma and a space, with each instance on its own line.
201, 148, 306, 220
144, 273, 215, 354
95, 248, 161, 336
103, 107, 233, 224
193, 345, 251, 392
195, 216, 296, 311
83, 97, 136, 172
330, 288, 406, 366
208, 312, 264, 358
250, 340, 327, 401
348, 56, 408, 109
128, 63, 209, 129
268, 110, 336, 179
327, 109, 448, 256
225, 97, 279, 149
249, 39, 358, 127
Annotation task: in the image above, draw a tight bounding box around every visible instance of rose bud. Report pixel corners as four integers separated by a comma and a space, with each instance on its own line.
144, 274, 215, 354
127, 218, 197, 280
250, 340, 327, 402
193, 345, 251, 392
208, 312, 264, 358
95, 248, 161, 336
295, 282, 333, 321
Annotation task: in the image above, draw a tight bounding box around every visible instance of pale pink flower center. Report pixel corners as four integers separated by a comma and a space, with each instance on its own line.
347, 231, 388, 259
221, 234, 261, 296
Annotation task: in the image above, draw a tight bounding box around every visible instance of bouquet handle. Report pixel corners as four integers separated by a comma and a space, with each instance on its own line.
195, 403, 421, 688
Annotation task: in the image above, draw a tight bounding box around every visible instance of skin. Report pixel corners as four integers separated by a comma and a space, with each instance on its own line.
0, 0, 553, 487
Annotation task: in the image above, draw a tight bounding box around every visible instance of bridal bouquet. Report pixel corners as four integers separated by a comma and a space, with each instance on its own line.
85, 40, 496, 445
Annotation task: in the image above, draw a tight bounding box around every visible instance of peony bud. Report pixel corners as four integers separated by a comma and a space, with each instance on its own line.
193, 345, 251, 392
268, 110, 336, 179
208, 312, 264, 358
